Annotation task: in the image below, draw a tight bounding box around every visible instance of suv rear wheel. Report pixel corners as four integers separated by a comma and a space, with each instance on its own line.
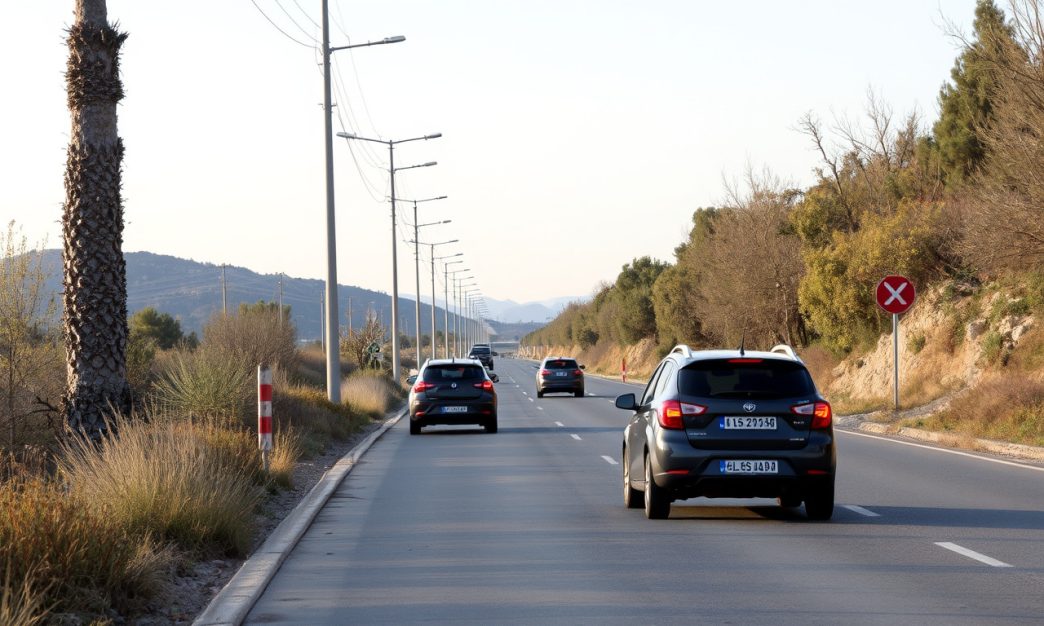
804, 482, 834, 520
409, 421, 421, 435
484, 418, 498, 434
644, 455, 671, 520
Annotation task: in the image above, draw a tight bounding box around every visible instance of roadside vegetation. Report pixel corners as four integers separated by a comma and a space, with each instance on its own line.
526, 1, 1044, 438
0, 228, 405, 622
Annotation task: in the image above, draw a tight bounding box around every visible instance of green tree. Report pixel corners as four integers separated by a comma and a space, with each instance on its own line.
611, 257, 668, 344
129, 307, 183, 349
934, 0, 1015, 185
62, 0, 131, 439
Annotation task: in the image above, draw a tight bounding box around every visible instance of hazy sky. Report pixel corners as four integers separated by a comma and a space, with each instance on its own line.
2, 1, 977, 304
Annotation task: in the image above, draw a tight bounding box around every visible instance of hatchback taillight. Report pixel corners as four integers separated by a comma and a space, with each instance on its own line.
657, 399, 707, 430
473, 380, 494, 391
792, 401, 832, 429
413, 381, 435, 393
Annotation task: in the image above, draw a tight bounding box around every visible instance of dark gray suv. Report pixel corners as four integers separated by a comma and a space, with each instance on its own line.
616, 345, 835, 520
536, 357, 585, 397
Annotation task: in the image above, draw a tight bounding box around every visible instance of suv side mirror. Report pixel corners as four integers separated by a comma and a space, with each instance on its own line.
579, 364, 586, 370
615, 393, 637, 411
492, 351, 499, 356
406, 375, 418, 386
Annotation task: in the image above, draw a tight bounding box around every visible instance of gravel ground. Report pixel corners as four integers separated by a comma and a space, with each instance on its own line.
133, 418, 387, 625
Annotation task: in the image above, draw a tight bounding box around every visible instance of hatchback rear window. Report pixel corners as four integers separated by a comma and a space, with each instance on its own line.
423, 365, 485, 381
678, 359, 815, 399
545, 359, 578, 369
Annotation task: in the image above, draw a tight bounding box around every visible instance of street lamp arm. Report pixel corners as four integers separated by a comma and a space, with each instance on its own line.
329, 35, 406, 53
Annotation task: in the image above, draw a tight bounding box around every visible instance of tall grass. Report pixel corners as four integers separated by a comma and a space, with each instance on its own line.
341, 371, 403, 417
153, 348, 251, 425
0, 563, 48, 626
906, 376, 1044, 446
0, 479, 169, 617
58, 415, 261, 556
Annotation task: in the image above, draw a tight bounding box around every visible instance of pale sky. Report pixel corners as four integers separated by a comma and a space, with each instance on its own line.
2, 1, 976, 304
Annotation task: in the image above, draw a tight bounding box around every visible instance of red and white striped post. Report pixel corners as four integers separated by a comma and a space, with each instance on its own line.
258, 365, 273, 471
622, 358, 627, 383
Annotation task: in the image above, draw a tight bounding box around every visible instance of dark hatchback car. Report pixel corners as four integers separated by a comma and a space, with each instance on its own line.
408, 359, 497, 434
536, 357, 586, 397
616, 345, 835, 520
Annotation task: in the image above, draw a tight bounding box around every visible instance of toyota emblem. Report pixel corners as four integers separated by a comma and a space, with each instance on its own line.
743, 402, 756, 413
451, 383, 458, 389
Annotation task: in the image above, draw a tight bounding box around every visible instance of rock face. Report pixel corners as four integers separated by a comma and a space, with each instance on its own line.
827, 285, 1036, 403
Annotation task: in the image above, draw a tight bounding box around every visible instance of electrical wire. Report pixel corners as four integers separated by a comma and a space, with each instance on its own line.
274, 0, 320, 44
249, 0, 316, 48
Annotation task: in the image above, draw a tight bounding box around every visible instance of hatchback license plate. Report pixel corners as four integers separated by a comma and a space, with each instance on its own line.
720, 416, 777, 430
442, 406, 467, 413
720, 460, 778, 474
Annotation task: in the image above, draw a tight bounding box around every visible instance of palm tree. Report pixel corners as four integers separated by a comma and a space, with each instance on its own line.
61, 0, 130, 439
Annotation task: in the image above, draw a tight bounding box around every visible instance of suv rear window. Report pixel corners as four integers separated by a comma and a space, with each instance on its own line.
678, 359, 815, 399
469, 347, 490, 355
545, 359, 578, 369
423, 365, 485, 381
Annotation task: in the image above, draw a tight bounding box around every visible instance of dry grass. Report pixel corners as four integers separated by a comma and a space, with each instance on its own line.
341, 371, 403, 418
0, 562, 49, 626
0, 478, 169, 619
274, 384, 368, 457
58, 415, 261, 557
905, 375, 1044, 446
800, 345, 840, 391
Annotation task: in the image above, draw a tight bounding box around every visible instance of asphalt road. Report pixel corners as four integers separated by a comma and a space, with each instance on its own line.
245, 358, 1044, 625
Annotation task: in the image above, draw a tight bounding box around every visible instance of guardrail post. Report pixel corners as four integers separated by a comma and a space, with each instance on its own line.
258, 365, 273, 471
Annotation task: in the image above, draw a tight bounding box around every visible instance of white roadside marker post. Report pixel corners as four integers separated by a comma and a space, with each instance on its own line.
258, 365, 273, 471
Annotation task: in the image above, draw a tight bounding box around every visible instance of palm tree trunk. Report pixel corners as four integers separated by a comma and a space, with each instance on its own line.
61, 0, 130, 439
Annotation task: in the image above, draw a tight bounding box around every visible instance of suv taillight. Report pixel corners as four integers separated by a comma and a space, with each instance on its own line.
540, 369, 551, 377
573, 369, 583, 376
473, 380, 494, 391
657, 399, 707, 430
792, 401, 832, 429
413, 381, 435, 393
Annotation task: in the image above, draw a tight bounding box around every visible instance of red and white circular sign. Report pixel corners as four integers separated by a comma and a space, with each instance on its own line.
876, 275, 916, 315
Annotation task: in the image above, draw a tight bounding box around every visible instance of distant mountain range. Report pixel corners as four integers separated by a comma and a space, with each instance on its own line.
33, 251, 579, 339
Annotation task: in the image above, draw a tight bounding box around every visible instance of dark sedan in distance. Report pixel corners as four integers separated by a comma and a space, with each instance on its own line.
536, 357, 586, 398
408, 359, 498, 434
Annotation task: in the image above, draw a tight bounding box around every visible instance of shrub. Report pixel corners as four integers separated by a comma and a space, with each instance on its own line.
203, 304, 297, 372
908, 333, 927, 354
58, 415, 261, 556
981, 331, 1005, 364
342, 371, 402, 417
153, 348, 252, 426
0, 478, 169, 617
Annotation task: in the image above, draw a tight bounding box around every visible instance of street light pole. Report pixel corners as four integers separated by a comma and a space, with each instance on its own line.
397, 196, 447, 367
429, 247, 459, 358
337, 132, 441, 382
319, 8, 404, 402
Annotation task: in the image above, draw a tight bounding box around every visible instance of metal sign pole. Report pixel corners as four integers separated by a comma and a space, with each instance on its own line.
893, 313, 899, 411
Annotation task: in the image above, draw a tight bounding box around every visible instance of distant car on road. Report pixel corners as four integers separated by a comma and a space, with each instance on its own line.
536, 356, 586, 398
615, 344, 835, 520
468, 344, 496, 369
408, 359, 498, 434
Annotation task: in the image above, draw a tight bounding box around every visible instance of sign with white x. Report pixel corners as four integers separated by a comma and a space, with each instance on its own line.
876, 275, 916, 315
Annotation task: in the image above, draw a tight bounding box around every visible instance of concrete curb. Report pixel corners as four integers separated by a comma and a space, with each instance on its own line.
193, 406, 407, 626
854, 421, 1044, 462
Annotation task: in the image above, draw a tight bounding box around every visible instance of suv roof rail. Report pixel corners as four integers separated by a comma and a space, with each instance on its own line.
670, 344, 694, 358
769, 344, 800, 361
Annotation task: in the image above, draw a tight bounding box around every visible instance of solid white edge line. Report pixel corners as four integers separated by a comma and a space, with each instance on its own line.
555, 421, 565, 427
571, 434, 582, 440
842, 504, 881, 517
838, 429, 1044, 473
934, 542, 1012, 568
601, 455, 619, 465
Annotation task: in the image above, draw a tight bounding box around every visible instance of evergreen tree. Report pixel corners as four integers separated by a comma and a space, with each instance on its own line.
933, 0, 1014, 185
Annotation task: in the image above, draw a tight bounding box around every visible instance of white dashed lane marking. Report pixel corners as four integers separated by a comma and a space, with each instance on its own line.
537, 406, 544, 411
570, 434, 582, 441
934, 542, 1012, 568
842, 505, 880, 517
601, 455, 618, 465
528, 397, 534, 402
555, 421, 564, 427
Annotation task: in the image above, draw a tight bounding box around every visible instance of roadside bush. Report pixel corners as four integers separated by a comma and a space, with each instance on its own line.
275, 384, 364, 456
58, 415, 261, 556
203, 304, 297, 372
342, 371, 402, 418
0, 478, 169, 618
153, 348, 252, 426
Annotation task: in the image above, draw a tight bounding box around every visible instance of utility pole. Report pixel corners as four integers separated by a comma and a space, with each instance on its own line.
413, 201, 422, 369
278, 275, 284, 328
430, 244, 437, 359
444, 265, 450, 357
221, 264, 227, 316
320, 289, 325, 353
320, 0, 341, 403
347, 296, 353, 338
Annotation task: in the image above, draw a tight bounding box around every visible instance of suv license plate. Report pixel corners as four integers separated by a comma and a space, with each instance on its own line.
720, 460, 778, 474
555, 372, 568, 377
721, 416, 777, 430
442, 406, 467, 414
